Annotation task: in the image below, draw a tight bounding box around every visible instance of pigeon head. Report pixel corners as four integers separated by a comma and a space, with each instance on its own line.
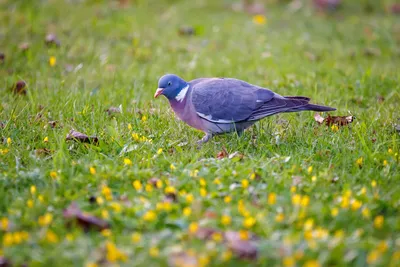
154, 74, 188, 101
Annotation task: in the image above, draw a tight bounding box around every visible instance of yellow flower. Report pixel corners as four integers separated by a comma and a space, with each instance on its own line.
307, 166, 313, 174
356, 157, 363, 168
252, 14, 267, 25
239, 230, 249, 240
292, 194, 301, 206
331, 207, 339, 217
45, 230, 58, 243
383, 160, 388, 166
183, 207, 191, 217
89, 167, 96, 175
350, 199, 362, 211
101, 210, 109, 219
38, 194, 44, 203
165, 186, 176, 194
86, 263, 98, 267
213, 178, 221, 185
190, 169, 199, 177
141, 115, 147, 122
124, 158, 132, 166
106, 241, 127, 262
211, 232, 223, 242
200, 188, 207, 197
362, 207, 370, 219
275, 213, 285, 222
128, 123, 132, 131
377, 241, 388, 253
331, 124, 339, 132
27, 199, 34, 208
283, 256, 295, 267
133, 180, 142, 191
157, 148, 163, 155
0, 217, 9, 231
38, 213, 53, 226
96, 197, 104, 205
132, 133, 139, 141
303, 218, 314, 231
188, 222, 198, 234
2, 233, 13, 246
145, 184, 153, 192
374, 215, 384, 229
268, 193, 276, 205
371, 180, 377, 187
131, 232, 141, 243
186, 194, 194, 203
290, 186, 296, 193
367, 249, 380, 264
0, 149, 9, 155
359, 187, 367, 195
156, 179, 163, 189
50, 171, 57, 179
243, 216, 256, 228
30, 185, 36, 195
143, 210, 157, 222
49, 56, 56, 67
101, 185, 112, 201
311, 175, 317, 182
43, 136, 49, 143
221, 215, 231, 226
199, 178, 207, 187
7, 137, 11, 145
241, 179, 249, 189
301, 195, 310, 207
170, 164, 176, 171
110, 202, 122, 213
340, 196, 350, 209
101, 229, 112, 237
221, 250, 232, 261
303, 260, 320, 267
149, 247, 159, 257
224, 195, 232, 203
250, 173, 256, 180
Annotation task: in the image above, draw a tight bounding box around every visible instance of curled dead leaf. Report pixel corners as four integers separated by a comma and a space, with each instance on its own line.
66, 130, 99, 144
178, 26, 195, 36
216, 147, 228, 159
34, 148, 52, 157
194, 227, 221, 240
292, 176, 303, 186
105, 106, 121, 115
314, 113, 354, 126
63, 202, 110, 232
224, 231, 258, 260
19, 42, 30, 51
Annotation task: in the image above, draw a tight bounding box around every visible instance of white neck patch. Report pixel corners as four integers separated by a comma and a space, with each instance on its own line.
175, 84, 189, 102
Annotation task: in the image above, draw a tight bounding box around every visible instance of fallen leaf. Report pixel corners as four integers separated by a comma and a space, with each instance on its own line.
216, 147, 229, 159
364, 47, 381, 57
63, 202, 110, 232
376, 95, 385, 103
0, 256, 11, 267
148, 177, 161, 187
19, 42, 30, 51
34, 148, 52, 157
48, 120, 59, 128
178, 26, 195, 36
292, 176, 303, 186
164, 192, 178, 203
45, 33, 61, 47
66, 130, 99, 144
10, 80, 27, 95
204, 210, 218, 219
168, 252, 198, 267
314, 113, 354, 126
224, 231, 258, 260
194, 227, 221, 240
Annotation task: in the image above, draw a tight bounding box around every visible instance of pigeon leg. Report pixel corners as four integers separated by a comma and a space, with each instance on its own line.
197, 133, 212, 147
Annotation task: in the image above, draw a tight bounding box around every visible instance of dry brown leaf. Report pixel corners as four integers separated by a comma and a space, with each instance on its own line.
66, 130, 99, 144
314, 113, 354, 126
34, 148, 53, 157
105, 106, 121, 115
216, 147, 229, 159
178, 26, 195, 36
292, 176, 303, 186
193, 227, 221, 241
19, 42, 30, 51
45, 33, 61, 47
364, 47, 381, 57
168, 252, 198, 267
314, 113, 325, 124
224, 231, 258, 260
48, 120, 59, 128
11, 80, 27, 95
63, 202, 110, 232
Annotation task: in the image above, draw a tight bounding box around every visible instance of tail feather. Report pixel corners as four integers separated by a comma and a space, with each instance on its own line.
292, 103, 336, 112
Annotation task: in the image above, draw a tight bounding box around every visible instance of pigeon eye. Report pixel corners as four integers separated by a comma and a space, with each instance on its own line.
168, 82, 172, 86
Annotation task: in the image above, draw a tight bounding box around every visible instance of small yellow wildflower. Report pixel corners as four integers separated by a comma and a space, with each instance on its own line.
43, 136, 49, 143
0, 217, 9, 231
0, 149, 9, 155
351, 199, 362, 211
30, 185, 36, 195
183, 207, 191, 217
374, 215, 384, 229
371, 180, 377, 187
377, 241, 388, 253
50, 171, 57, 179
133, 180, 142, 191
101, 229, 112, 237
221, 250, 232, 261
157, 148, 163, 155
2, 232, 13, 246
200, 188, 207, 197
132, 133, 139, 141
188, 222, 198, 234
340, 196, 350, 209
331, 207, 339, 217
331, 124, 339, 132
252, 14, 267, 25
243, 216, 256, 228
89, 167, 96, 175
221, 215, 231, 226
275, 213, 285, 222
45, 230, 58, 243
301, 195, 310, 207
356, 157, 363, 168
128, 123, 132, 131
359, 187, 367, 195
106, 241, 127, 262
101, 185, 112, 201
101, 210, 109, 219
362, 207, 371, 219
131, 232, 141, 243
304, 218, 314, 231
367, 250, 380, 264
186, 194, 194, 203
38, 213, 53, 226
283, 256, 295, 267
290, 186, 296, 193
224, 195, 232, 203
49, 56, 56, 67
149, 246, 159, 257
250, 172, 256, 180
307, 166, 313, 174
199, 178, 207, 187
7, 137, 11, 145
143, 210, 157, 222
239, 230, 249, 240
292, 194, 301, 206
110, 202, 122, 213
388, 148, 393, 154
268, 193, 276, 205
27, 199, 34, 208
211, 232, 223, 242
96, 197, 104, 205
213, 178, 221, 185
124, 158, 132, 166
304, 260, 320, 267
145, 184, 153, 192
241, 179, 249, 189
141, 115, 147, 122
383, 160, 388, 166
311, 175, 317, 182
170, 164, 176, 171
165, 186, 176, 194
86, 263, 98, 267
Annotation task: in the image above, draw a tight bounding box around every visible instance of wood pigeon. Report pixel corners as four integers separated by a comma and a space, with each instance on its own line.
154, 74, 336, 145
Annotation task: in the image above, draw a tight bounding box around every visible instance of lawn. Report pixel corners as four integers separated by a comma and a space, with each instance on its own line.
0, 0, 399, 266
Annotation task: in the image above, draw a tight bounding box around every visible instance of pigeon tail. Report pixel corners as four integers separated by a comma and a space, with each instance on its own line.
299, 103, 336, 112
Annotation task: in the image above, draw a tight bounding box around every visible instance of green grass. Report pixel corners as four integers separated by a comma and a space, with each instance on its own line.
1, 0, 400, 266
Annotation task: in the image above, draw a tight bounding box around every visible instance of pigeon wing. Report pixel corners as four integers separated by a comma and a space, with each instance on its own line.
191, 78, 275, 123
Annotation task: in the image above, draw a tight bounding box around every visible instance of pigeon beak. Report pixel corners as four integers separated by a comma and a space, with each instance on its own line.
154, 88, 164, 98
